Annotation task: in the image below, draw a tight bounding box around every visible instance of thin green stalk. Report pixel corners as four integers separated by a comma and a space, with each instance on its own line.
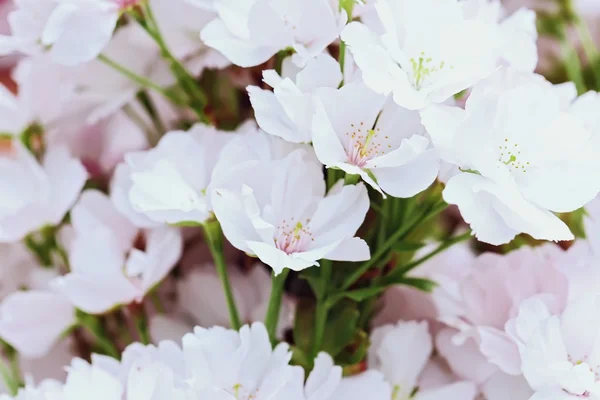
575, 16, 600, 89
387, 231, 473, 281
79, 317, 120, 359
311, 300, 329, 359
338, 40, 347, 87
311, 259, 333, 357
264, 269, 290, 344
133, 313, 151, 345
98, 54, 181, 104
203, 221, 242, 330
340, 201, 447, 291
141, 3, 209, 123
0, 359, 18, 396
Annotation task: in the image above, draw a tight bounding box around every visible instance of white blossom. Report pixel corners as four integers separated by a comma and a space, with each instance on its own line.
201, 0, 347, 68
312, 82, 439, 198
421, 68, 600, 245
341, 0, 497, 110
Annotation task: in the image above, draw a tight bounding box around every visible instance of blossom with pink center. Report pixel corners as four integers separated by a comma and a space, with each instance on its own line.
212, 147, 370, 275
311, 81, 439, 198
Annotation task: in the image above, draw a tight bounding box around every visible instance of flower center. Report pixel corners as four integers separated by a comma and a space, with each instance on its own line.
497, 138, 530, 173
409, 52, 449, 89
343, 122, 390, 167
231, 383, 258, 400
275, 218, 313, 254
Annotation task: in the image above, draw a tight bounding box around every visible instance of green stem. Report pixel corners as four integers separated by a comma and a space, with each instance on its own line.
98, 54, 181, 104
344, 173, 360, 185
264, 269, 290, 344
133, 313, 151, 345
141, 3, 209, 124
340, 201, 447, 291
0, 360, 18, 396
311, 300, 329, 359
79, 316, 120, 359
575, 16, 600, 89
338, 40, 347, 87
311, 259, 333, 358
202, 221, 242, 330
385, 231, 472, 281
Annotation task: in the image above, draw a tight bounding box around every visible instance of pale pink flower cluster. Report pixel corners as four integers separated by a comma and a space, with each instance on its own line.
0, 0, 597, 399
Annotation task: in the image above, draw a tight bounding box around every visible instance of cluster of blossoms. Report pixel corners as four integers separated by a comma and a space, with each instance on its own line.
0, 0, 599, 399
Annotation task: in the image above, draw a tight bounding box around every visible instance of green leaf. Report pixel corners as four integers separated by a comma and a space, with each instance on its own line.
321, 301, 360, 357
396, 277, 438, 292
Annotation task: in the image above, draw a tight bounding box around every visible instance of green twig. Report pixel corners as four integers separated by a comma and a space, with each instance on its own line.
340, 201, 447, 291
202, 221, 242, 330
264, 269, 290, 344
385, 231, 473, 282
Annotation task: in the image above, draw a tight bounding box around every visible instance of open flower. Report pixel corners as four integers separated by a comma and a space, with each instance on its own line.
248, 53, 342, 143
0, 0, 56, 57
41, 0, 146, 66
52, 190, 183, 314
0, 144, 87, 243
212, 150, 370, 275
111, 123, 234, 227
200, 0, 347, 68
182, 322, 301, 398
0, 290, 75, 359
369, 320, 477, 400
514, 294, 600, 399
312, 82, 439, 198
341, 0, 497, 110
421, 68, 600, 245
461, 0, 538, 71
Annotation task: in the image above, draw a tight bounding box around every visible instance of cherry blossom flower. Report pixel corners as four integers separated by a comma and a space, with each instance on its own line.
421, 68, 600, 245
182, 322, 302, 398
212, 151, 370, 275
514, 294, 600, 399
341, 0, 497, 110
51, 190, 183, 314
248, 53, 342, 143
200, 0, 347, 68
41, 0, 147, 66
436, 246, 568, 376
0, 0, 56, 58
111, 123, 233, 227
312, 82, 439, 198
0, 143, 87, 243
369, 320, 477, 400
461, 0, 538, 71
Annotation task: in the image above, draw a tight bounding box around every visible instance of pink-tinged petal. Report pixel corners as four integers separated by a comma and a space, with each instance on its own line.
478, 327, 522, 376
44, 146, 88, 225
417, 382, 477, 400
0, 290, 75, 358
200, 19, 276, 68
